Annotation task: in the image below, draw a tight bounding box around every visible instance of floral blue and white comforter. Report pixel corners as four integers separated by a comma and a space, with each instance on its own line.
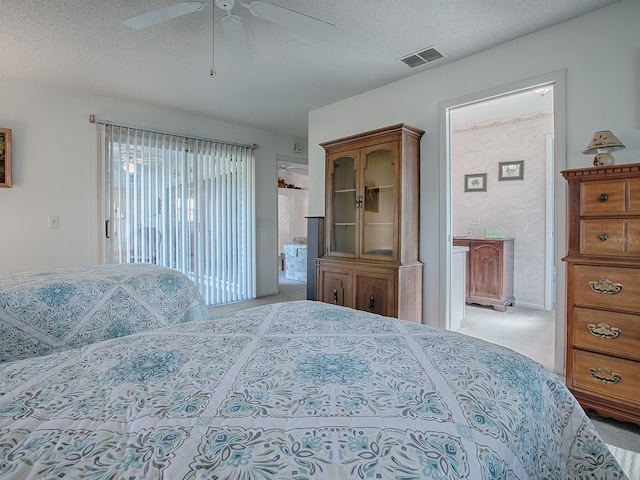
0, 301, 626, 479
0, 264, 209, 363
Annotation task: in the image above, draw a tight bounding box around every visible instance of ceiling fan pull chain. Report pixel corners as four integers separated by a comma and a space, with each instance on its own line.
210, 2, 217, 77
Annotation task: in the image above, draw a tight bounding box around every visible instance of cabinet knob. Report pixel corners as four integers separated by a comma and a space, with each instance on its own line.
587, 322, 621, 339
588, 366, 621, 384
599, 233, 608, 242
589, 278, 622, 295
355, 196, 363, 208
369, 295, 375, 312
332, 289, 338, 304
599, 193, 609, 202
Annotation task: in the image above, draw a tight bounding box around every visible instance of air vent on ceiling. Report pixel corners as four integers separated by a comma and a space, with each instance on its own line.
399, 46, 445, 68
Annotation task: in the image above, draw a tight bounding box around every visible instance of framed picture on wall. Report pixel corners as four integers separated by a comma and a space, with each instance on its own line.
499, 160, 524, 181
0, 127, 11, 188
464, 173, 487, 192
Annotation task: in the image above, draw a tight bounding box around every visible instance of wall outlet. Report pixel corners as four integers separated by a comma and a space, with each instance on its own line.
470, 215, 480, 225
48, 216, 59, 228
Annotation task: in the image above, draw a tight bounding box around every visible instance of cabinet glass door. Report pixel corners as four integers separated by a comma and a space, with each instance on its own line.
361, 143, 397, 258
329, 153, 357, 255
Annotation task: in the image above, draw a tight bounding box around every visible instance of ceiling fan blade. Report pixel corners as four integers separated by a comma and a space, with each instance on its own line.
122, 2, 204, 29
221, 14, 252, 62
248, 1, 335, 41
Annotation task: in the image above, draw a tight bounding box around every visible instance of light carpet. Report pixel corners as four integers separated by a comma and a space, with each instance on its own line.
608, 444, 640, 479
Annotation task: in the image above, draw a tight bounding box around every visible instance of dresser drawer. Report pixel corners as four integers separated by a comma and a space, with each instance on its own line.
580, 219, 640, 256
573, 265, 640, 312
571, 349, 640, 408
580, 178, 640, 216
573, 307, 640, 361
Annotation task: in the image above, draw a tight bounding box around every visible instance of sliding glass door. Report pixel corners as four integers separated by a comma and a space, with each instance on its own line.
99, 124, 256, 305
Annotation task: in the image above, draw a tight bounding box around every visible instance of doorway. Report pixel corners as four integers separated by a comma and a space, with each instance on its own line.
277, 157, 309, 291
450, 87, 554, 310
439, 71, 568, 374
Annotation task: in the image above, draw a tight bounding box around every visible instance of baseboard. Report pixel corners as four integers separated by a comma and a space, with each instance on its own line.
513, 300, 546, 310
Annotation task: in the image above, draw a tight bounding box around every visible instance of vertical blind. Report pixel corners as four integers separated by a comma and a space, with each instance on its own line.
99, 123, 256, 305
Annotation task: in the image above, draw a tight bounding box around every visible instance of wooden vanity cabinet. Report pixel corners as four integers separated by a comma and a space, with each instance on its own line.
315, 124, 423, 323
452, 237, 515, 312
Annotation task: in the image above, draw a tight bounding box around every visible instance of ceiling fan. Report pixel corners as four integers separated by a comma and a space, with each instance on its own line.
122, 1, 335, 63
278, 161, 308, 174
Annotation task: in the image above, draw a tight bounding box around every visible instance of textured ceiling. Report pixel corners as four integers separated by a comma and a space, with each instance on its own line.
0, 0, 621, 138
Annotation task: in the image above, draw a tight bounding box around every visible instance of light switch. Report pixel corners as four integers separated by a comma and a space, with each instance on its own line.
48, 216, 59, 228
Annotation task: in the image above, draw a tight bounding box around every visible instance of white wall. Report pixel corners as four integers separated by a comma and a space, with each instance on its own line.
308, 0, 640, 361
0, 77, 305, 298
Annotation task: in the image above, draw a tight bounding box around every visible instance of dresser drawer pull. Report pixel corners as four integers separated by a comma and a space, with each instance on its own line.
588, 366, 621, 384
587, 322, 621, 339
599, 193, 609, 202
598, 234, 608, 242
589, 279, 622, 295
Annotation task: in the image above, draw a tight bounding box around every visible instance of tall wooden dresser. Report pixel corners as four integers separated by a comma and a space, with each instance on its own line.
562, 163, 640, 426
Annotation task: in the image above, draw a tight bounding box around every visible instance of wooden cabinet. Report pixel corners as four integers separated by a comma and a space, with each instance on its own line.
452, 238, 515, 312
316, 124, 423, 323
562, 163, 640, 426
316, 258, 397, 317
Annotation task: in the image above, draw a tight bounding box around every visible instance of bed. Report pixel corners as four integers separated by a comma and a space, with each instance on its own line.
0, 300, 626, 479
0, 264, 209, 363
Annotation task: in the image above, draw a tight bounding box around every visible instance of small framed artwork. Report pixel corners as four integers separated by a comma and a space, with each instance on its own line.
0, 127, 11, 188
364, 186, 379, 212
498, 160, 524, 181
464, 173, 487, 192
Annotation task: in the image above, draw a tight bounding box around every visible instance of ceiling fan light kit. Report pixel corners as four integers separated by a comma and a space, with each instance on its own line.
123, 1, 335, 67
215, 0, 235, 10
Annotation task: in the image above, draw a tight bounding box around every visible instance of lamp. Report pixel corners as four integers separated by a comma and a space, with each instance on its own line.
583, 130, 625, 166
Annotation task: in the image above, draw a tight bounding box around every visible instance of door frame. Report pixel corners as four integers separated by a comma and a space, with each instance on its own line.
276, 154, 309, 289
438, 70, 567, 374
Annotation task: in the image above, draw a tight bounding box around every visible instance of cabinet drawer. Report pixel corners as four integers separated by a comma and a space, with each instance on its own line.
317, 269, 351, 307
571, 349, 640, 408
580, 219, 640, 256
355, 272, 395, 317
580, 178, 640, 216
573, 265, 640, 312
573, 307, 640, 361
